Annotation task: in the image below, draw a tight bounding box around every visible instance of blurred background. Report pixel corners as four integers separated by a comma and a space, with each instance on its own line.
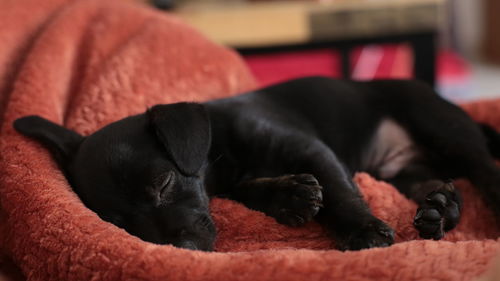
147, 0, 498, 102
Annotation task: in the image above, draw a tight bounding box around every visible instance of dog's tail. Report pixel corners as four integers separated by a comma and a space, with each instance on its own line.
480, 123, 500, 159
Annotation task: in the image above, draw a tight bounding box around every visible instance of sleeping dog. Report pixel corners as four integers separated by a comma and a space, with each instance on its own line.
14, 77, 500, 251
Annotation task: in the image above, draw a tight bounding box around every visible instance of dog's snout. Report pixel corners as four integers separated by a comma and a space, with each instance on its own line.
176, 240, 198, 250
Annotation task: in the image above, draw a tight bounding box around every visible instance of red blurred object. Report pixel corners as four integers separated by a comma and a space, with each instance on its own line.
244, 45, 470, 87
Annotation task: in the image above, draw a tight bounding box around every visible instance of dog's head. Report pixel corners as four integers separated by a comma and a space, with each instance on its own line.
14, 103, 216, 251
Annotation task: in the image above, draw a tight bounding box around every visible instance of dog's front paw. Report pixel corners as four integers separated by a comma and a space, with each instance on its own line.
414, 181, 461, 240
336, 218, 394, 251
272, 174, 323, 227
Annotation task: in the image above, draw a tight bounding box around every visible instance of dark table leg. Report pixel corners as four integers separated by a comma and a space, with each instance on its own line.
409, 32, 437, 87
340, 46, 351, 79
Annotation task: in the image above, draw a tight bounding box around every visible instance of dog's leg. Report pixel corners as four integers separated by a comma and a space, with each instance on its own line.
232, 174, 324, 227
230, 138, 394, 250
383, 81, 500, 219
388, 164, 462, 239
300, 141, 395, 250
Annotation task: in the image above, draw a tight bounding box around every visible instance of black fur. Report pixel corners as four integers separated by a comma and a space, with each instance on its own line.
14, 77, 500, 251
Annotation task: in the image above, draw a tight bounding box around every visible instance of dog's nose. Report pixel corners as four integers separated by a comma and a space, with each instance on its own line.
176, 240, 198, 251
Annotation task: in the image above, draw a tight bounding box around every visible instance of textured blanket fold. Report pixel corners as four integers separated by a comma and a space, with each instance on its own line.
0, 0, 499, 280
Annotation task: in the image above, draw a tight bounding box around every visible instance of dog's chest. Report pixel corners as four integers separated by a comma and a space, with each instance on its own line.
361, 118, 420, 179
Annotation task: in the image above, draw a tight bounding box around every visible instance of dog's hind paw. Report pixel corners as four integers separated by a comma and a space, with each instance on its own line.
414, 181, 461, 240
271, 174, 324, 227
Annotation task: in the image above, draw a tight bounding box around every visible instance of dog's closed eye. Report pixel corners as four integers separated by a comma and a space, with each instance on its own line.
159, 172, 175, 198
196, 215, 213, 230
149, 171, 176, 205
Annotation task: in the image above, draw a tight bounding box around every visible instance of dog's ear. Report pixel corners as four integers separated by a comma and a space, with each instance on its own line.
13, 115, 84, 166
148, 103, 211, 175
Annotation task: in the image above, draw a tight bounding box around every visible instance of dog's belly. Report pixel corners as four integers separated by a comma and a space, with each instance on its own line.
361, 118, 420, 179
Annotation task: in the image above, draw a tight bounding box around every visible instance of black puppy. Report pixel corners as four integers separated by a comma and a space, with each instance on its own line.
14, 77, 500, 251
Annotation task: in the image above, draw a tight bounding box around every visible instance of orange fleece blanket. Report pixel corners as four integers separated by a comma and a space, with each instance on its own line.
0, 0, 499, 280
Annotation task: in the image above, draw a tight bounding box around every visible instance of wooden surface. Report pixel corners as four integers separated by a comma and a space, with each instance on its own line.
174, 0, 446, 48
483, 0, 500, 65
177, 2, 309, 47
